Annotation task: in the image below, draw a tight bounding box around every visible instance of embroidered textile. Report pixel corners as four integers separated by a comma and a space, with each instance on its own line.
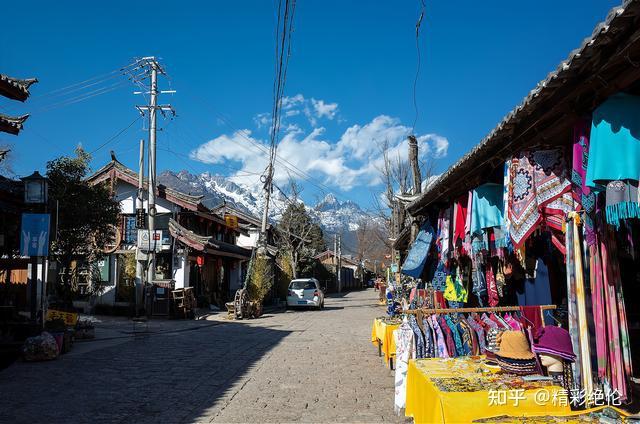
572, 121, 596, 245
508, 150, 571, 248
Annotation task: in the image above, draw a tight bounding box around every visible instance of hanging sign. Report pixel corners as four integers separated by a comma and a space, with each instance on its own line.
20, 213, 50, 257
224, 214, 239, 229
137, 229, 163, 252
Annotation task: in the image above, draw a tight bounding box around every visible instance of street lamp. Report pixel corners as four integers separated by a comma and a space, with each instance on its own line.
21, 171, 48, 205
20, 171, 50, 323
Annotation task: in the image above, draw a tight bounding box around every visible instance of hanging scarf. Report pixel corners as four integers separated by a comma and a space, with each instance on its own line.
503, 160, 512, 234
564, 214, 583, 393
486, 262, 499, 307
509, 150, 571, 248
453, 193, 468, 247
589, 243, 608, 379
572, 121, 597, 245
437, 207, 452, 258
570, 213, 593, 402
605, 180, 640, 229
600, 230, 626, 400
602, 225, 633, 400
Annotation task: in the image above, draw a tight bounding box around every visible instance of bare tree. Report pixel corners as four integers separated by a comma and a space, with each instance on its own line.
274, 180, 325, 279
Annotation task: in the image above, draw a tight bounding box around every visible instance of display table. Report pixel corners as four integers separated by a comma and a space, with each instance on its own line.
404, 357, 570, 424
370, 318, 399, 366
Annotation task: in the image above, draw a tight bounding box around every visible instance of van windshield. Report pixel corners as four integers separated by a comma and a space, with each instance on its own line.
289, 280, 316, 290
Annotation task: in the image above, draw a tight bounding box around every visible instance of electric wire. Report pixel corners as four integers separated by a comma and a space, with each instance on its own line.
89, 115, 143, 155
411, 0, 426, 132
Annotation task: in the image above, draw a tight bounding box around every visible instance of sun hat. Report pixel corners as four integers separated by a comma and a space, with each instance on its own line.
532, 326, 576, 362
496, 330, 535, 360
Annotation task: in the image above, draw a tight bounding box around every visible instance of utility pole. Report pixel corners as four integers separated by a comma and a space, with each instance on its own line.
132, 57, 175, 313
333, 234, 337, 288
135, 139, 145, 315
259, 162, 274, 251
408, 134, 422, 244
337, 234, 342, 293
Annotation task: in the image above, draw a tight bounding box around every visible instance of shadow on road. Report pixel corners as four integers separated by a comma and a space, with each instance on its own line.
0, 320, 291, 424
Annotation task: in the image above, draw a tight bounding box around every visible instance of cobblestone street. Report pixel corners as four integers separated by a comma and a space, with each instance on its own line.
0, 289, 405, 423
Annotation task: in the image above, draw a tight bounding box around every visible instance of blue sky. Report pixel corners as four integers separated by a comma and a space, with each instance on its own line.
0, 0, 620, 211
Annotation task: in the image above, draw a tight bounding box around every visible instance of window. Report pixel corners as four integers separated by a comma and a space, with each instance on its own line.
289, 280, 317, 290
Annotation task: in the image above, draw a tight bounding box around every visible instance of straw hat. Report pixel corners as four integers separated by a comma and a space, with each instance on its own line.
496, 330, 535, 360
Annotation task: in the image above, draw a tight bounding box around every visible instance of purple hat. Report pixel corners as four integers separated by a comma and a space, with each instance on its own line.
532, 326, 576, 362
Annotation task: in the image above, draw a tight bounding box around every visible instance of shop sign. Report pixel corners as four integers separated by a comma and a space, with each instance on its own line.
137, 230, 163, 252
225, 214, 239, 229
46, 309, 78, 326
20, 213, 50, 257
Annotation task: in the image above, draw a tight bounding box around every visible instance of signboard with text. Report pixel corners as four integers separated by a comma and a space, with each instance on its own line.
224, 214, 238, 229
137, 229, 163, 252
20, 213, 50, 257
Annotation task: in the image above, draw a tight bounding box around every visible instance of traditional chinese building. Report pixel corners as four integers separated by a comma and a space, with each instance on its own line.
85, 158, 251, 312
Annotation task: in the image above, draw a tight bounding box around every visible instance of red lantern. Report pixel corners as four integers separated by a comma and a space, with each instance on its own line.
196, 256, 204, 267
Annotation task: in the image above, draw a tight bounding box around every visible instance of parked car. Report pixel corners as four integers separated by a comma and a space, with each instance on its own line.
286, 278, 325, 310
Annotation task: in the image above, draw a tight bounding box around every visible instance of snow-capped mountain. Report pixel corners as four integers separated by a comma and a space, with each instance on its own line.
157, 170, 382, 238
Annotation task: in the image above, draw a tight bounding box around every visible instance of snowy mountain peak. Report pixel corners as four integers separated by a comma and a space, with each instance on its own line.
157, 170, 385, 254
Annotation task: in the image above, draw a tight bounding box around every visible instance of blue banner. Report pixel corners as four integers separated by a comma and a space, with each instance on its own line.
401, 222, 434, 279
20, 213, 50, 257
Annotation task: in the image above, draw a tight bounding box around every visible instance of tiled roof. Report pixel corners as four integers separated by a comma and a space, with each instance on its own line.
0, 113, 29, 135
0, 74, 37, 102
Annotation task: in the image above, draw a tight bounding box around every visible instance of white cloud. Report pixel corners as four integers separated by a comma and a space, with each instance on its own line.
311, 98, 338, 120
191, 114, 449, 192
253, 113, 270, 129
262, 94, 341, 128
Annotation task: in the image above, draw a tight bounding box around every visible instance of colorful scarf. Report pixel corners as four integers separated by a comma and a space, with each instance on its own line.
486, 262, 499, 307
572, 121, 597, 245
508, 150, 571, 248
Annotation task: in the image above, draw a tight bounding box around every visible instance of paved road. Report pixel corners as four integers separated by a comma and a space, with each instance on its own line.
0, 290, 406, 423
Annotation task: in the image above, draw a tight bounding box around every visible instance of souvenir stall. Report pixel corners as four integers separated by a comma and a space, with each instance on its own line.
367, 3, 640, 421
391, 90, 640, 421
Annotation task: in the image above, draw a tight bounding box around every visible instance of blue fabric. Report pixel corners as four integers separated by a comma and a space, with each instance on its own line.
444, 315, 464, 357
422, 318, 434, 358
516, 259, 552, 311
401, 222, 435, 278
432, 261, 447, 291
470, 183, 504, 235
586, 93, 640, 187
409, 315, 425, 358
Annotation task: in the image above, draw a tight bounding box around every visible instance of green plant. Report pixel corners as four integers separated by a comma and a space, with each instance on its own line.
247, 255, 272, 304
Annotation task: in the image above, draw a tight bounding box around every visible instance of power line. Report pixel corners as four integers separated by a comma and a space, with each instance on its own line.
411, 0, 426, 133
30, 62, 136, 100
89, 115, 143, 155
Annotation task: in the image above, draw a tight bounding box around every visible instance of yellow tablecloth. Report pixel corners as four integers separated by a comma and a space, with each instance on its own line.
370, 318, 399, 363
405, 357, 571, 423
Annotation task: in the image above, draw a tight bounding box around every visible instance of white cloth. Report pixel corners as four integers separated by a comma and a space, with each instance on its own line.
393, 322, 414, 414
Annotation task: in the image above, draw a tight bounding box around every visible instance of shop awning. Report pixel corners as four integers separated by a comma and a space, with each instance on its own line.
401, 222, 435, 279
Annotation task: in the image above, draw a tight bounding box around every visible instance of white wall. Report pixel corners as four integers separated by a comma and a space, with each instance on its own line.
115, 182, 176, 214
172, 250, 190, 289
237, 229, 260, 249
